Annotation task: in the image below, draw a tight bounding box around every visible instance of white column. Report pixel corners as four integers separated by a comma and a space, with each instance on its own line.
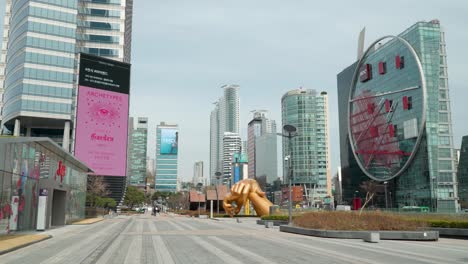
63, 121, 70, 152
13, 119, 20, 136
26, 127, 31, 137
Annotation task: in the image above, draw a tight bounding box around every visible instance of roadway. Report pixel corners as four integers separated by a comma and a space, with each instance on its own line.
1, 213, 467, 264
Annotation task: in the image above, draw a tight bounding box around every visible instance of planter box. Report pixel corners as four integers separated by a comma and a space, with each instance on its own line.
257, 220, 288, 226
431, 228, 468, 238
280, 225, 438, 241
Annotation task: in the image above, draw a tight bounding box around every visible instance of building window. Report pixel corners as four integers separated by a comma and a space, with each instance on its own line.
395, 55, 405, 69
378, 61, 387, 75
385, 99, 393, 112
403, 96, 412, 110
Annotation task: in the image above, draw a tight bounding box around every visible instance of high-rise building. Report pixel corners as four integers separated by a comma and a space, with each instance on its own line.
76, 0, 133, 63
155, 122, 179, 192
209, 85, 240, 184
255, 133, 278, 184
282, 89, 331, 203
128, 117, 148, 188
457, 136, 468, 209
222, 132, 241, 185
192, 161, 205, 186
0, 0, 133, 145
247, 110, 277, 181
337, 20, 458, 212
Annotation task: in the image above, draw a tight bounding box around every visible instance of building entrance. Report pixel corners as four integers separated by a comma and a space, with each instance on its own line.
51, 190, 67, 226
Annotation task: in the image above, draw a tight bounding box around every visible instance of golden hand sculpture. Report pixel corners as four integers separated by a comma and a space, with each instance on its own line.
223, 179, 273, 217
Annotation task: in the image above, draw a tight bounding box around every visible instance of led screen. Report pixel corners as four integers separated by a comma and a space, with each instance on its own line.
160, 129, 178, 155
75, 53, 130, 176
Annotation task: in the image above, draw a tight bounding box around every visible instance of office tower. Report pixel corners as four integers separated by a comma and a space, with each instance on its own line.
76, 0, 133, 63
457, 136, 468, 210
128, 117, 148, 188
222, 132, 241, 184
282, 89, 331, 203
192, 161, 205, 187
337, 20, 458, 212
155, 122, 179, 192
247, 110, 277, 181
209, 85, 240, 184
0, 0, 133, 144
255, 133, 278, 184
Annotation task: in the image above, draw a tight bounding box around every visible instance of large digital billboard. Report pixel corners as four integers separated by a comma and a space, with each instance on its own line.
160, 129, 178, 155
75, 53, 131, 176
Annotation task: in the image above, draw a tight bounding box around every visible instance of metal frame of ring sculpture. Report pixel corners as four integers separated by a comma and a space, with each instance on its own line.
348, 35, 427, 181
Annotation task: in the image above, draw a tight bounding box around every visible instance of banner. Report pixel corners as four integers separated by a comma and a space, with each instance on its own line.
75, 53, 130, 176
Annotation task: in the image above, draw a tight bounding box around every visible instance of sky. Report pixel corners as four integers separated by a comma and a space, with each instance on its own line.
1, 0, 468, 182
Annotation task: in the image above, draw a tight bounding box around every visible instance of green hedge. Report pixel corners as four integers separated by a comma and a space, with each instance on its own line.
213, 214, 260, 218
261, 215, 290, 221
427, 220, 468, 229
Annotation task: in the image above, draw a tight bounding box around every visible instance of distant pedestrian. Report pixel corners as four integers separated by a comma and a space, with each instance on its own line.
152, 206, 157, 216
156, 206, 160, 215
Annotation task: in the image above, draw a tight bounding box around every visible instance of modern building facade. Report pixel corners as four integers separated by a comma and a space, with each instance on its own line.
0, 137, 91, 234
247, 110, 277, 180
282, 89, 331, 203
155, 122, 178, 192
337, 20, 458, 212
0, 0, 134, 146
255, 133, 278, 184
192, 161, 205, 186
458, 136, 468, 209
222, 132, 241, 185
209, 85, 240, 184
128, 117, 147, 188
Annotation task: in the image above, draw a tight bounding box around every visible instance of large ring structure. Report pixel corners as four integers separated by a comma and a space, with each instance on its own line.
348, 35, 427, 181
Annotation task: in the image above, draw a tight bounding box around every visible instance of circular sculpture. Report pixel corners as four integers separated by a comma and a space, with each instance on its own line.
348, 35, 427, 181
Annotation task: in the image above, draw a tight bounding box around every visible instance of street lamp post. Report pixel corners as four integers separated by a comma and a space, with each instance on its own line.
384, 181, 388, 210
281, 124, 297, 225
215, 171, 221, 215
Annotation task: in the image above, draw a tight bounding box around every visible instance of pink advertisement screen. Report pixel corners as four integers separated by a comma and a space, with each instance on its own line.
74, 86, 129, 176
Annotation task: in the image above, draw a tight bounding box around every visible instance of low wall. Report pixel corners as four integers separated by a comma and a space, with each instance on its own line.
280, 225, 439, 241
431, 228, 468, 238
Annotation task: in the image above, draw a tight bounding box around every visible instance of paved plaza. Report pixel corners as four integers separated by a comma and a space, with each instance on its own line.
1, 213, 468, 264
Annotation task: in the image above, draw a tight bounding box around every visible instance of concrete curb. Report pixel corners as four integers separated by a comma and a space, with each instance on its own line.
430, 228, 468, 238
0, 235, 52, 255
280, 225, 439, 241
257, 220, 289, 226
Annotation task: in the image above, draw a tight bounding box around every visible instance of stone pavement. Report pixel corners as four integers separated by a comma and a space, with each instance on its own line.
1, 212, 467, 263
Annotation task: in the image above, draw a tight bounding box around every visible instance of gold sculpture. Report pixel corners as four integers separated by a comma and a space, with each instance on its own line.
223, 179, 273, 217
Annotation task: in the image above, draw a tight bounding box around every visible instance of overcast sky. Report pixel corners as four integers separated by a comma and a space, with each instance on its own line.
1, 0, 467, 182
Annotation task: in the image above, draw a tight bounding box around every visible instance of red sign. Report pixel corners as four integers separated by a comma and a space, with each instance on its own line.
55, 161, 66, 183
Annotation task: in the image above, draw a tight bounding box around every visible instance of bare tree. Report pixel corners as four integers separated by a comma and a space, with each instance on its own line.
87, 176, 110, 207
359, 180, 378, 215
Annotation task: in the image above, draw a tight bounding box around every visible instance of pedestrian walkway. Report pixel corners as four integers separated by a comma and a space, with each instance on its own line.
72, 217, 104, 225
1, 214, 468, 263
0, 234, 51, 255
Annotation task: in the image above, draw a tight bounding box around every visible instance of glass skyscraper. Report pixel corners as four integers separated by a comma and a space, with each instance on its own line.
155, 122, 178, 192
337, 20, 459, 212
247, 110, 277, 182
281, 89, 331, 202
0, 0, 133, 148
209, 85, 240, 184
129, 117, 148, 188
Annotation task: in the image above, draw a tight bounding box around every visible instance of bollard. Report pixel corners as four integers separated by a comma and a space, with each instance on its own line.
236, 218, 242, 223
265, 221, 274, 228
363, 232, 380, 243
